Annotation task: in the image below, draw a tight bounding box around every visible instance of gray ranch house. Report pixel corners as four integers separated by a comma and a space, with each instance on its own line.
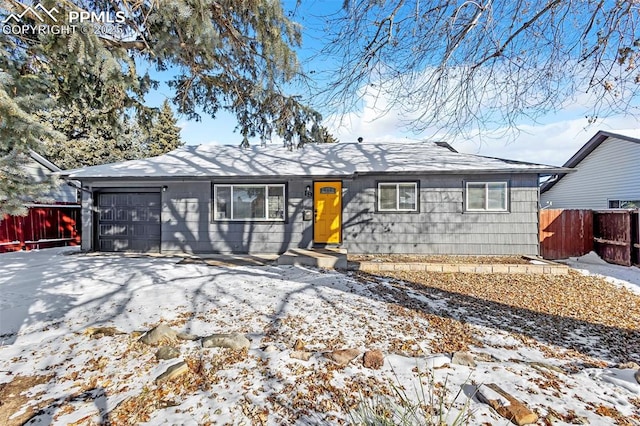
63, 141, 567, 255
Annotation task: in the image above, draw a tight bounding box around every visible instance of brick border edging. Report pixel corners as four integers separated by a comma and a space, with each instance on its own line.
351, 262, 568, 275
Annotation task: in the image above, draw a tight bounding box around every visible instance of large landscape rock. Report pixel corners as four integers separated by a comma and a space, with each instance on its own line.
290, 351, 313, 361
452, 351, 476, 367
155, 346, 180, 361
202, 333, 250, 350
617, 361, 640, 370
477, 383, 538, 425
139, 324, 178, 346
474, 352, 497, 362
155, 361, 189, 383
363, 350, 384, 369
177, 332, 199, 341
84, 326, 124, 339
324, 349, 360, 366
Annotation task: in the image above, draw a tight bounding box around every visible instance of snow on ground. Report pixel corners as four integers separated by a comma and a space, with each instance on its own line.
562, 251, 640, 295
0, 248, 639, 425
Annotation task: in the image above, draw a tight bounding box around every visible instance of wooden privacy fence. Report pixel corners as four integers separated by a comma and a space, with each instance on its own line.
593, 210, 630, 266
635, 210, 640, 266
539, 209, 593, 260
540, 208, 639, 266
0, 204, 81, 253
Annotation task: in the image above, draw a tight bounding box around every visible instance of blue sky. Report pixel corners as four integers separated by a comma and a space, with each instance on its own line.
143, 1, 640, 168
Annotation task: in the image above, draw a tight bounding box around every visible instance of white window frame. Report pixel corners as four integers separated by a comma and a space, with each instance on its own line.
377, 182, 418, 212
465, 182, 509, 212
213, 183, 285, 221
608, 199, 640, 209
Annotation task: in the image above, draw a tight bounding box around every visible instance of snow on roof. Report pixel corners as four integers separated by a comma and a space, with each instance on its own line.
64, 141, 567, 179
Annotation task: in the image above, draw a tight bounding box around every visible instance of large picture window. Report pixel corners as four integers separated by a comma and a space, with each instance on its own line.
214, 184, 285, 221
377, 182, 418, 212
466, 182, 508, 211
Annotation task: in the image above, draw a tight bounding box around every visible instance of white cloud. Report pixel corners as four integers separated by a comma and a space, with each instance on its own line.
323, 84, 640, 166
453, 116, 640, 166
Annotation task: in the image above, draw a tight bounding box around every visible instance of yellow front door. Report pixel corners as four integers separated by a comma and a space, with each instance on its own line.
313, 181, 342, 244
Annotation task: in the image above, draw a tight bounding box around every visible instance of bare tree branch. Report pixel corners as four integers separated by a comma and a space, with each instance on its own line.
308, 0, 640, 140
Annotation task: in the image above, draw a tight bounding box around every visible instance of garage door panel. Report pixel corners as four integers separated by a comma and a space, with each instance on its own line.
99, 194, 113, 206
130, 239, 159, 252
115, 209, 129, 221
112, 239, 131, 251
99, 239, 113, 251
99, 208, 114, 221
131, 208, 148, 222
98, 192, 161, 253
100, 224, 128, 237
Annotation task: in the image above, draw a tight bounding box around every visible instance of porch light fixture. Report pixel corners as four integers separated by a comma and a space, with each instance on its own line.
305, 185, 312, 198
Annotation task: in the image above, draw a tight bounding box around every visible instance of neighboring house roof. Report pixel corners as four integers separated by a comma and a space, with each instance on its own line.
25, 150, 79, 204
29, 149, 62, 173
63, 141, 569, 180
540, 130, 640, 193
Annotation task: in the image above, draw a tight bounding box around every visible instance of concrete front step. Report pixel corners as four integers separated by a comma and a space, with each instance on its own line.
277, 248, 347, 269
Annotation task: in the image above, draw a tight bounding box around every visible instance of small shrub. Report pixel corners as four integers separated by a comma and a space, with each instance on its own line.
348, 369, 474, 426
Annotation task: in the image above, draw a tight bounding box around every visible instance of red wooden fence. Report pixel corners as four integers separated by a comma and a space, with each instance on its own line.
633, 211, 640, 266
540, 208, 639, 266
593, 210, 632, 266
539, 209, 593, 260
0, 204, 81, 253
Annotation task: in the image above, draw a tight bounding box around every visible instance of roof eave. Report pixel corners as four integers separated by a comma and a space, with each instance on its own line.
29, 149, 62, 172
68, 167, 573, 182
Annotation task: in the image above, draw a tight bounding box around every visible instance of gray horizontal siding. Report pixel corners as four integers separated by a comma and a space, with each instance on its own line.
344, 222, 539, 235
162, 241, 294, 254
160, 180, 312, 254
343, 174, 539, 255
350, 211, 535, 223
541, 137, 640, 209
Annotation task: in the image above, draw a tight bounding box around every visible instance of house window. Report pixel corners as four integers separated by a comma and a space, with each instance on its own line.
609, 200, 640, 209
214, 184, 285, 221
466, 182, 508, 211
377, 182, 418, 211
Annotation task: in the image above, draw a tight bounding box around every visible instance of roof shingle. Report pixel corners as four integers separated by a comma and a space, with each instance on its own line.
64, 141, 568, 179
